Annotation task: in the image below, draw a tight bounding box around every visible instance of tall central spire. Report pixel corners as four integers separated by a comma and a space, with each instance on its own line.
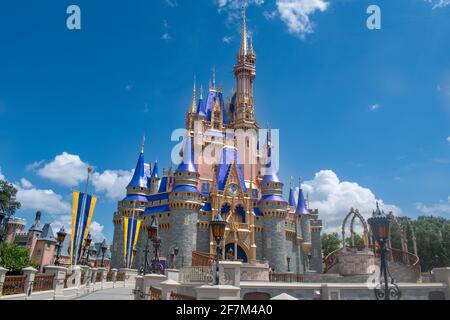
239, 6, 248, 57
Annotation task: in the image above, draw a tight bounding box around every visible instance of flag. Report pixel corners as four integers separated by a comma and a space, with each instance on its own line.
70, 191, 97, 265
123, 216, 142, 268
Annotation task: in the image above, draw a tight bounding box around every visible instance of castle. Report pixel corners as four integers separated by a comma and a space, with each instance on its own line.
111, 11, 323, 274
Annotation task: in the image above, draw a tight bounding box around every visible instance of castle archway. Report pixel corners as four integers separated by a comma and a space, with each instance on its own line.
225, 242, 248, 263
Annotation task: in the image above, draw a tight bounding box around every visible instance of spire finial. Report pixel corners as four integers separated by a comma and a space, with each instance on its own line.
299, 177, 302, 189
239, 5, 248, 57
190, 76, 197, 113
141, 135, 146, 153
212, 66, 217, 88
306, 192, 310, 208
290, 176, 294, 189
200, 85, 203, 100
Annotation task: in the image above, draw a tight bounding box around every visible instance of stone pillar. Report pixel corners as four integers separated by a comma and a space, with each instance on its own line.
160, 279, 181, 300
0, 267, 8, 297
432, 268, 450, 300
195, 285, 241, 300
134, 275, 144, 300
142, 274, 166, 298
111, 268, 118, 287
71, 265, 82, 288
119, 268, 138, 287
22, 266, 38, 298
166, 269, 180, 282
90, 268, 98, 291
97, 267, 107, 289
44, 266, 68, 300
219, 261, 242, 287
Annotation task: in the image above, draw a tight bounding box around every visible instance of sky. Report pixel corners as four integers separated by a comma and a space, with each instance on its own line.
0, 0, 449, 242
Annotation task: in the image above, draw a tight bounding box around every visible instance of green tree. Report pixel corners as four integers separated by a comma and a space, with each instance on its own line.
0, 243, 37, 273
0, 179, 21, 217
413, 216, 450, 272
345, 234, 366, 251
321, 233, 341, 257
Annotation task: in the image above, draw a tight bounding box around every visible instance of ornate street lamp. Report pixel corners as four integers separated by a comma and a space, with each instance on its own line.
148, 217, 162, 274
211, 213, 227, 285
368, 203, 401, 300
100, 240, 108, 268
54, 226, 67, 266
80, 233, 93, 265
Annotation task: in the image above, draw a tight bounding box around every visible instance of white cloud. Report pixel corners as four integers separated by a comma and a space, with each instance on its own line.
425, 0, 450, 9
297, 170, 401, 233
370, 103, 382, 112
416, 196, 450, 218
215, 0, 265, 25
30, 152, 132, 201
263, 10, 278, 20
20, 178, 33, 189
0, 167, 4, 180
161, 32, 171, 40
92, 169, 133, 200
276, 0, 329, 39
447, 136, 450, 144
222, 36, 234, 43
35, 152, 90, 187
16, 186, 71, 215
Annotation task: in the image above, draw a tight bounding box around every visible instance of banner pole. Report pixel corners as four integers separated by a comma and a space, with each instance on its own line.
74, 167, 92, 266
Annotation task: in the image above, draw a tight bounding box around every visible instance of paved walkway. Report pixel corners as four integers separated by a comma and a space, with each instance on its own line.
75, 287, 134, 300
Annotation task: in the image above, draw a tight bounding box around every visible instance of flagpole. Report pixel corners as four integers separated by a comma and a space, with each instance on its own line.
127, 209, 136, 269
74, 167, 93, 266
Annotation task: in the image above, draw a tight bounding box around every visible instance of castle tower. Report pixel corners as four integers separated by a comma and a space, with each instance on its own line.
309, 208, 323, 273
258, 158, 288, 272
4, 217, 26, 243
27, 211, 43, 256
296, 179, 313, 272
233, 7, 257, 129
111, 140, 148, 269
169, 136, 202, 268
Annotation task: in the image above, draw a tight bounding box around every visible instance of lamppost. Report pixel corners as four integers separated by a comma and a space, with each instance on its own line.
55, 226, 67, 266
211, 213, 227, 286
287, 256, 291, 273
100, 240, 108, 268
368, 203, 401, 301
80, 233, 92, 265
148, 217, 162, 274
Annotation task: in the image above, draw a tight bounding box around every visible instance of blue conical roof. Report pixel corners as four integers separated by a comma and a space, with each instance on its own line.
128, 150, 147, 188
288, 187, 297, 208
296, 187, 308, 215
176, 136, 198, 173
151, 161, 159, 179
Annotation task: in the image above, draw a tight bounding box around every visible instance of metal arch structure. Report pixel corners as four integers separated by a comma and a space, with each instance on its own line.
387, 213, 418, 257
341, 208, 369, 250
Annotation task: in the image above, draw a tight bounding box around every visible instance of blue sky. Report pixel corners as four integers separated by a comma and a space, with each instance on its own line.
0, 0, 449, 241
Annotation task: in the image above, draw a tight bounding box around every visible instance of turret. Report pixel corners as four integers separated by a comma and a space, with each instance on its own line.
27, 211, 43, 254
258, 142, 288, 272
149, 161, 160, 194
169, 136, 202, 267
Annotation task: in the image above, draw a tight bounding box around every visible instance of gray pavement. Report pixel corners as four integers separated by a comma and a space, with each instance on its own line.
75, 287, 134, 300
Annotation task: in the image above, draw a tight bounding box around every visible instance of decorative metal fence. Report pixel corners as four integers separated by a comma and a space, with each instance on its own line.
2, 275, 26, 296
170, 291, 197, 300
116, 272, 125, 282
80, 272, 86, 284
145, 286, 161, 300
95, 272, 102, 283
33, 274, 55, 292
106, 271, 113, 282
179, 266, 214, 284
269, 273, 304, 283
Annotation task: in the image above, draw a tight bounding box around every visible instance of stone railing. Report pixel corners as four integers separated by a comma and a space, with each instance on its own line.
179, 266, 214, 284
389, 247, 421, 280
0, 266, 136, 300
170, 291, 197, 300
324, 248, 342, 273
269, 273, 304, 283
